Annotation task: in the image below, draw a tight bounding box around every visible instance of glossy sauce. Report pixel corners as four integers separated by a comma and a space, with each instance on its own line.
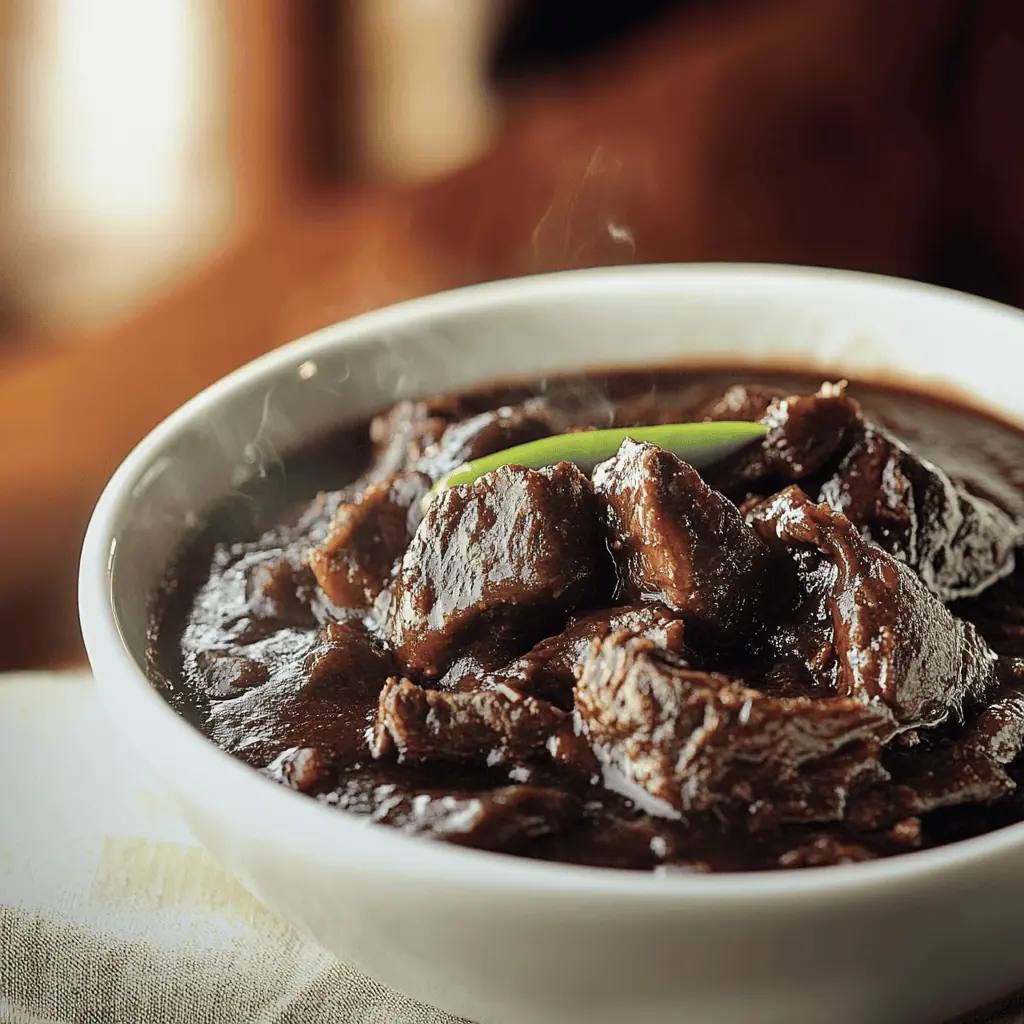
148, 368, 1024, 871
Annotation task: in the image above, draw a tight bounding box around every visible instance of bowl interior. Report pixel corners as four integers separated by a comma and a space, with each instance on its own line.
106, 266, 1024, 672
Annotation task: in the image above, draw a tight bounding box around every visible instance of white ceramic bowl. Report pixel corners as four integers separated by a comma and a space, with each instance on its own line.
80, 265, 1024, 1024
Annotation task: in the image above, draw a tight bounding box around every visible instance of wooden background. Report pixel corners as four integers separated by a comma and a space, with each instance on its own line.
8, 0, 1024, 672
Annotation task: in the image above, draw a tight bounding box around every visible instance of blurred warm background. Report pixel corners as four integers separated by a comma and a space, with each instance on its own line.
2, 0, 1023, 670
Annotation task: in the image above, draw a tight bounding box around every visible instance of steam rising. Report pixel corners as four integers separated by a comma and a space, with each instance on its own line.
531, 144, 638, 270
236, 386, 285, 486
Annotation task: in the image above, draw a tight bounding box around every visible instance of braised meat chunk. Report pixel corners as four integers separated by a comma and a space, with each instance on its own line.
301, 620, 398, 698
758, 384, 861, 480
575, 632, 890, 827
776, 834, 883, 868
161, 368, 1024, 872
308, 472, 429, 609
967, 664, 1024, 765
698, 384, 781, 423
415, 400, 556, 481
368, 396, 469, 479
447, 603, 689, 708
388, 462, 610, 678
371, 677, 594, 774
205, 621, 392, 772
703, 383, 861, 501
753, 487, 998, 728
594, 439, 783, 641
264, 746, 325, 793
331, 772, 581, 853
819, 423, 1020, 601
369, 395, 557, 484
195, 651, 269, 698
245, 556, 318, 630
848, 742, 1016, 830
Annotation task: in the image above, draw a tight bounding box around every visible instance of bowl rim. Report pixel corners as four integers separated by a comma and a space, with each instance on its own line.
80, 262, 1024, 900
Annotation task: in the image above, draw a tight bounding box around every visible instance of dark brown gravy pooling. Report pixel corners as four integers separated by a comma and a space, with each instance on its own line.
148, 368, 1024, 872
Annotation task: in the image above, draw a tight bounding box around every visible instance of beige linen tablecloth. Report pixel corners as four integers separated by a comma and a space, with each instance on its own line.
0, 671, 466, 1024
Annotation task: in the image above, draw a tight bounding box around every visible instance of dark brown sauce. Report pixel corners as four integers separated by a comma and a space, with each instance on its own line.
147, 367, 1024, 871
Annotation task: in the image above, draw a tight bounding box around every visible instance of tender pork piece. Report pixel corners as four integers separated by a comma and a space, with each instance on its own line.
245, 556, 319, 629
704, 383, 862, 498
387, 462, 610, 679
775, 818, 923, 868
195, 651, 269, 698
396, 787, 581, 850
308, 471, 429, 609
263, 746, 325, 793
776, 835, 878, 868
415, 400, 556, 481
330, 772, 581, 852
368, 397, 464, 481
967, 662, 1024, 766
302, 620, 399, 698
444, 603, 689, 708
847, 743, 1016, 830
751, 487, 998, 728
844, 664, 1024, 833
206, 622, 393, 770
953, 573, 1024, 658
593, 439, 783, 641
697, 384, 782, 424
819, 422, 1020, 601
370, 395, 556, 483
759, 384, 862, 480
368, 396, 469, 479
371, 677, 596, 774
574, 633, 890, 827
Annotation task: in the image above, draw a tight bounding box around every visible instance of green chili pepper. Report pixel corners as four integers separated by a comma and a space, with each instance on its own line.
432, 420, 767, 494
